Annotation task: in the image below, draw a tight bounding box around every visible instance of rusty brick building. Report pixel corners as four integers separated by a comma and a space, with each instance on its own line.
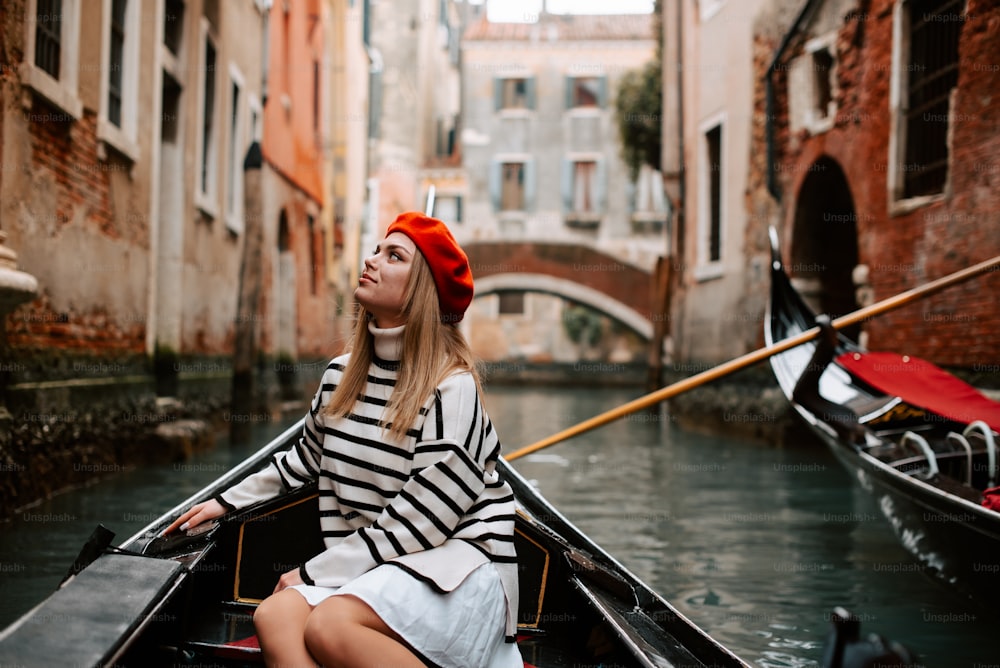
754, 0, 999, 371
0, 0, 356, 389
0, 0, 368, 514
688, 0, 1000, 378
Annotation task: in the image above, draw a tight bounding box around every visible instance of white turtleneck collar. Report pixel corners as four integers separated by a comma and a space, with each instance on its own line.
369, 322, 405, 361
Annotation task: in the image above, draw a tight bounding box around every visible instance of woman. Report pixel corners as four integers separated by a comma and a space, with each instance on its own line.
164, 212, 522, 668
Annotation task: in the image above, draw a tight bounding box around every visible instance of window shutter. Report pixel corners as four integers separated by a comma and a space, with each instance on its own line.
524, 159, 537, 211
565, 75, 575, 109
596, 158, 608, 213
488, 160, 502, 211
560, 158, 573, 212
525, 77, 537, 110
597, 76, 608, 108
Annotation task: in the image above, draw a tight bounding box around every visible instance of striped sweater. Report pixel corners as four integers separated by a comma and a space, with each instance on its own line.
216, 324, 519, 639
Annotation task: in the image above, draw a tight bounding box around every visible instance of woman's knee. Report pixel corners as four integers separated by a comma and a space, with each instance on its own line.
303, 596, 372, 657
254, 589, 308, 634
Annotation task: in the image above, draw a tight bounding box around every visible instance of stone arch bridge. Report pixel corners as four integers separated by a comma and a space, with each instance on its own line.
463, 241, 655, 339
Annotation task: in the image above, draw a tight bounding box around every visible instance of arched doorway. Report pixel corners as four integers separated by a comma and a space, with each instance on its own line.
790, 156, 860, 341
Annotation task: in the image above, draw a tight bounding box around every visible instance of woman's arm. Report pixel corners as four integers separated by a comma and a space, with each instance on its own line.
216, 370, 331, 510
165, 366, 335, 533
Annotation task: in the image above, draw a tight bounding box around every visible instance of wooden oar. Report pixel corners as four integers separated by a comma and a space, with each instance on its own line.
505, 254, 1000, 462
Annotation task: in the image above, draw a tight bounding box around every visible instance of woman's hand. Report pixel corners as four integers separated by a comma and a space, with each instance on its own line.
273, 568, 305, 594
162, 499, 227, 536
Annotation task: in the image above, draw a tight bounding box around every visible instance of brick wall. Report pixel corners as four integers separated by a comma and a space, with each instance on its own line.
8, 106, 148, 356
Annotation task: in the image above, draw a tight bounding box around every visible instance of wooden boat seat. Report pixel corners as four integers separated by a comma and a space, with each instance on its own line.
844, 394, 899, 422
0, 553, 183, 667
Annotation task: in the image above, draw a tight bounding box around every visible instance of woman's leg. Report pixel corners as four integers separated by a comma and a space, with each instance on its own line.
303, 594, 425, 667
254, 588, 317, 667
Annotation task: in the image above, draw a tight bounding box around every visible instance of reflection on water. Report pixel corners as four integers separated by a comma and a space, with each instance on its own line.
1, 386, 995, 666
485, 385, 996, 668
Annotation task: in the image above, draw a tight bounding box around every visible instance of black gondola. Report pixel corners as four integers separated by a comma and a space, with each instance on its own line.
0, 417, 750, 668
765, 228, 1000, 604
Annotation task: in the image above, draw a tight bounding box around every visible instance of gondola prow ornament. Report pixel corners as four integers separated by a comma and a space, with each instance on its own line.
822, 607, 920, 668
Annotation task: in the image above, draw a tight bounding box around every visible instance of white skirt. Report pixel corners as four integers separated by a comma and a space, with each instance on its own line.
289, 563, 523, 668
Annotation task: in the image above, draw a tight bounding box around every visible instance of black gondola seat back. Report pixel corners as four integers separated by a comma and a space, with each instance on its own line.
231, 492, 325, 602
220, 485, 555, 635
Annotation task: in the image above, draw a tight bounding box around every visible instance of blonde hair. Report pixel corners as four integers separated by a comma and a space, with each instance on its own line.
323, 250, 480, 439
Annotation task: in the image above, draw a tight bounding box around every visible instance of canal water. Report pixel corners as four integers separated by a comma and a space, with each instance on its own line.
1, 385, 995, 666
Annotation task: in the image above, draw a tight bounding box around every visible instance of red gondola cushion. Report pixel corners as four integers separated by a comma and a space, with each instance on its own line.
837, 351, 1000, 432
226, 635, 260, 649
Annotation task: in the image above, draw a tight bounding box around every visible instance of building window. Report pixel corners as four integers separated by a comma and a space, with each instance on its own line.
96, 0, 139, 158
226, 69, 245, 232
565, 75, 606, 109
163, 0, 184, 54
706, 125, 722, 262
498, 292, 525, 316
490, 158, 535, 213
107, 0, 127, 127
571, 161, 597, 212
198, 21, 219, 206
899, 0, 961, 199
562, 157, 606, 228
34, 0, 62, 77
811, 47, 834, 121
435, 116, 457, 159
494, 76, 535, 111
699, 122, 723, 268
501, 163, 525, 211
24, 0, 82, 119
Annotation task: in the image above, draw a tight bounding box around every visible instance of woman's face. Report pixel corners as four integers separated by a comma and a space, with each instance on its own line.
355, 231, 417, 328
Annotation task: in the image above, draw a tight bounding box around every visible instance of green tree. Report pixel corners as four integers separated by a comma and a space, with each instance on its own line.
614, 2, 663, 180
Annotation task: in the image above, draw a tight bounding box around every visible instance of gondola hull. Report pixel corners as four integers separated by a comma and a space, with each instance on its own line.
0, 419, 749, 668
816, 423, 1000, 600
766, 229, 1000, 604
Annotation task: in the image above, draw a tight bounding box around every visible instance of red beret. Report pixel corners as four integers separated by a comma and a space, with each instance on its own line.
386, 212, 474, 323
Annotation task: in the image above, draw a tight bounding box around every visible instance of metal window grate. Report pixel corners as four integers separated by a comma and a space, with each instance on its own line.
108, 0, 127, 127
34, 0, 63, 78
902, 0, 962, 198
